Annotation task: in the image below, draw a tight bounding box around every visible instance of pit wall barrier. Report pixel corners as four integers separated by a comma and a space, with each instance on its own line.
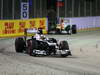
60, 16, 100, 32
0, 18, 48, 38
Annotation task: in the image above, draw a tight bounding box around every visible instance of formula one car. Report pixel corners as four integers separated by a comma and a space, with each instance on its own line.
15, 28, 72, 57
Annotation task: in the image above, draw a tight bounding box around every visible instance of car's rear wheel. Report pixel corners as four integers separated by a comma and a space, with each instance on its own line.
15, 37, 26, 53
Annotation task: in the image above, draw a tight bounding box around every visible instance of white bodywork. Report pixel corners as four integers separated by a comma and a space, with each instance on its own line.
26, 28, 38, 34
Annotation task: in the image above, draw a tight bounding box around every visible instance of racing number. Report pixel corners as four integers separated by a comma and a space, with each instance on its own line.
21, 3, 29, 19
23, 4, 28, 18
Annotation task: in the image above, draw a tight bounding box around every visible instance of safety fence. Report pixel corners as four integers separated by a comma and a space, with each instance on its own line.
0, 18, 48, 38
60, 16, 100, 32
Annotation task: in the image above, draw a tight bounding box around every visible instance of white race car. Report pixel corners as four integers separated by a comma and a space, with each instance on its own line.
15, 28, 72, 57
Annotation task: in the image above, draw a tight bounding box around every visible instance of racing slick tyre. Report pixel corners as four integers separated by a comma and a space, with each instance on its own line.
27, 39, 38, 56
59, 40, 72, 57
59, 40, 69, 50
15, 37, 26, 53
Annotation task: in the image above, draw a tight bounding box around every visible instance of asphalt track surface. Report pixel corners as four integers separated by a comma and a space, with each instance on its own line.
0, 30, 100, 75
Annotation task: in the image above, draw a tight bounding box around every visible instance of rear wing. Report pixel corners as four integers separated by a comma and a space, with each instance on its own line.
24, 28, 39, 36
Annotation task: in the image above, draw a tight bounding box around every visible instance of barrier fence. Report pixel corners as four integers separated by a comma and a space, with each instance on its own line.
0, 18, 48, 38
60, 16, 100, 31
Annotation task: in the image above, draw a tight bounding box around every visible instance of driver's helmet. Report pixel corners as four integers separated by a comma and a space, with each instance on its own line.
40, 35, 46, 40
